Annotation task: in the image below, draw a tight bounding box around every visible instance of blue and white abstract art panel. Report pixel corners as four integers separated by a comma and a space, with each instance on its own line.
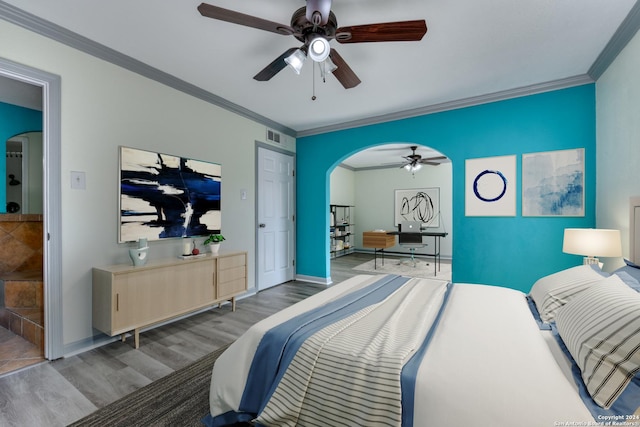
465, 155, 516, 216
119, 146, 222, 243
522, 148, 584, 217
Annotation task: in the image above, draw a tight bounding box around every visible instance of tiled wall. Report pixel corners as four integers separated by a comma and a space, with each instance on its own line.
0, 214, 43, 275
0, 214, 44, 348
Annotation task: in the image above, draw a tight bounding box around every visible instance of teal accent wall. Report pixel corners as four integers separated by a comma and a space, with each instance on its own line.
296, 85, 596, 292
0, 101, 43, 211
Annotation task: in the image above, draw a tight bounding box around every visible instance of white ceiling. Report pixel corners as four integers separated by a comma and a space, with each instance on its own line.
340, 143, 449, 170
1, 0, 638, 167
0, 75, 42, 111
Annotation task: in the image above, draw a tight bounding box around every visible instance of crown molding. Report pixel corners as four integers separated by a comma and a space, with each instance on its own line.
3, 0, 638, 140
588, 0, 640, 80
0, 1, 296, 137
298, 0, 640, 138
297, 75, 594, 137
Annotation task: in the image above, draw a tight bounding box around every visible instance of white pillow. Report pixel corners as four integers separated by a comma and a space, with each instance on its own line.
555, 275, 640, 409
529, 265, 606, 323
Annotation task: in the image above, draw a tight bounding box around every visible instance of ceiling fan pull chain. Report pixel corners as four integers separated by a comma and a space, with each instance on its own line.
198, 1, 425, 90
312, 62, 317, 101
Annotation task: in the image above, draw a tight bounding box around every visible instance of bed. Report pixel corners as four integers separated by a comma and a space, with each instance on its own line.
202, 265, 640, 427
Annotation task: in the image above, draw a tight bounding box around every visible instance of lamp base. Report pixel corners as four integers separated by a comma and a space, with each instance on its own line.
583, 256, 600, 265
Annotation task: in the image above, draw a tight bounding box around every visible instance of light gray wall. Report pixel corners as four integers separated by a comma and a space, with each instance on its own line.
329, 165, 355, 206
330, 162, 453, 258
596, 28, 640, 258
0, 19, 294, 352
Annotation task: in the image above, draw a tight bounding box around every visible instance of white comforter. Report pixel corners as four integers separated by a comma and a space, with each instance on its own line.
206, 275, 595, 426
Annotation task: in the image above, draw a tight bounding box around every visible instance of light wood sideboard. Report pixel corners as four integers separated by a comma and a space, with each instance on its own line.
92, 251, 247, 348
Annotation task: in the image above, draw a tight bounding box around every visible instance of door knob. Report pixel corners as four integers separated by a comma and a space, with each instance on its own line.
259, 223, 266, 228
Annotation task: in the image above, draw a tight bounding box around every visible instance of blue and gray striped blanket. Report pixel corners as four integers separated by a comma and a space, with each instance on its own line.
203, 274, 452, 427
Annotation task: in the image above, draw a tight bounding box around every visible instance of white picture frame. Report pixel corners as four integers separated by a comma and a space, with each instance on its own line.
522, 148, 584, 217
465, 155, 516, 216
394, 187, 440, 228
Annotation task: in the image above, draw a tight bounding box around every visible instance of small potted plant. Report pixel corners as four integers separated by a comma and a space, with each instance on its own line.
203, 234, 225, 255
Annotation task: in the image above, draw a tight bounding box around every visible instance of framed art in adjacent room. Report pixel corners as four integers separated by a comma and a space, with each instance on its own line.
522, 148, 584, 217
119, 146, 222, 242
465, 155, 516, 216
394, 187, 440, 228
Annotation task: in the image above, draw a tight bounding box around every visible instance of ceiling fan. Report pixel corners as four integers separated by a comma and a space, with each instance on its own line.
197, 0, 427, 89
401, 146, 446, 171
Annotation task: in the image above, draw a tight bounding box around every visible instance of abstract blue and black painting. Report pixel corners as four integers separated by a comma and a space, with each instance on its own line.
119, 146, 221, 242
522, 148, 584, 217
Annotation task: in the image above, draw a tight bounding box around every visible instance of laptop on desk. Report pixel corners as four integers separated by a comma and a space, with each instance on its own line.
399, 221, 422, 233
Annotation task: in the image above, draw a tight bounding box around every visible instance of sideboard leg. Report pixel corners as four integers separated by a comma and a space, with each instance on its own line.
134, 328, 140, 349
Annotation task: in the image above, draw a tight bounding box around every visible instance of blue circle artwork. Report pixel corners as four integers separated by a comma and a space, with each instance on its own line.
473, 169, 507, 202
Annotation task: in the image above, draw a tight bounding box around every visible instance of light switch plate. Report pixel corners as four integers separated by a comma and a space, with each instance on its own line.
70, 171, 86, 190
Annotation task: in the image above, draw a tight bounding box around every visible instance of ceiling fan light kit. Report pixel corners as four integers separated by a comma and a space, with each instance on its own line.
308, 36, 331, 62
284, 47, 307, 75
400, 146, 447, 175
404, 163, 422, 173
319, 56, 338, 82
197, 0, 427, 90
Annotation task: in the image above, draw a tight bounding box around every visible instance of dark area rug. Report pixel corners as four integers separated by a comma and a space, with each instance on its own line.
68, 343, 233, 427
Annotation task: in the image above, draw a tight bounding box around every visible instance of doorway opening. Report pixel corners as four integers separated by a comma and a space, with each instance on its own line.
328, 143, 452, 282
0, 58, 63, 374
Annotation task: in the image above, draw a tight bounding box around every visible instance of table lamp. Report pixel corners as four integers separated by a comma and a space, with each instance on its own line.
562, 228, 622, 265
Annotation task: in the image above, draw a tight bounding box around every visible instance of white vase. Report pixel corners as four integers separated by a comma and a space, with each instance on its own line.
209, 243, 220, 255
129, 247, 148, 266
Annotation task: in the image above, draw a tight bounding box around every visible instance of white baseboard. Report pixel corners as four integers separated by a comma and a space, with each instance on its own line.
295, 274, 332, 285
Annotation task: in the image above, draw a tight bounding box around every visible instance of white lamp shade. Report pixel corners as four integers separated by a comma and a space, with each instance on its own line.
285, 49, 307, 74
562, 228, 622, 257
323, 56, 337, 72
318, 57, 337, 82
404, 163, 422, 173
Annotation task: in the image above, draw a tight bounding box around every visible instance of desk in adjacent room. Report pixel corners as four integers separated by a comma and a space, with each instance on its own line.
362, 231, 396, 269
387, 230, 448, 275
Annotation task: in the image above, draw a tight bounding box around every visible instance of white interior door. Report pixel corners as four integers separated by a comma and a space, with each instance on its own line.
257, 146, 294, 290
634, 206, 640, 263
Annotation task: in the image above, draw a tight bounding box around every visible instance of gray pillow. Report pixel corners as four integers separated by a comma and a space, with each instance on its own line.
555, 275, 640, 409
528, 264, 606, 323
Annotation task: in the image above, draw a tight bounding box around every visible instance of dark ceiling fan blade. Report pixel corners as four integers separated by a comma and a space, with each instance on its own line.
336, 20, 427, 43
253, 48, 299, 81
329, 49, 361, 89
419, 156, 448, 165
198, 3, 294, 36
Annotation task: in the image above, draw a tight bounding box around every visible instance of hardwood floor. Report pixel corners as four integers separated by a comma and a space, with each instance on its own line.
0, 253, 381, 427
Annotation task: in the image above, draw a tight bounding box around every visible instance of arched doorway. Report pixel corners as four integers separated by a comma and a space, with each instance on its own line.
328, 143, 452, 282
6, 131, 43, 215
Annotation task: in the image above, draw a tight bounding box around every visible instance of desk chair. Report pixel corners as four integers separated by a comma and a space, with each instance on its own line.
398, 222, 426, 267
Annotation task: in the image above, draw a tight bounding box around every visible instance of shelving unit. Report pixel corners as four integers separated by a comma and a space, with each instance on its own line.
330, 204, 355, 258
